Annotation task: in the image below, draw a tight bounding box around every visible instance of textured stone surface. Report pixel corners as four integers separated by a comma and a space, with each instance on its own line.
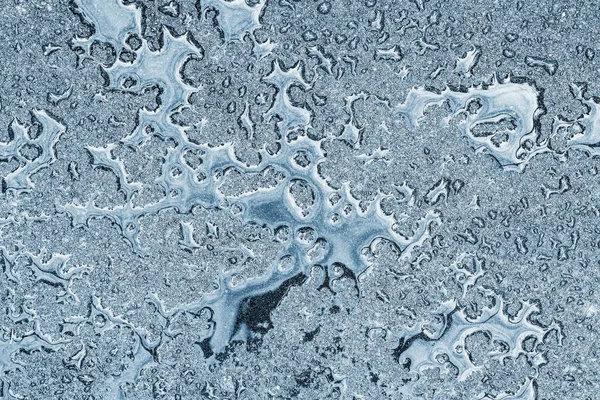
0, 0, 599, 399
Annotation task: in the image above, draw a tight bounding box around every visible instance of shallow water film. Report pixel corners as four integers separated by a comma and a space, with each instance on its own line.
0, 0, 599, 399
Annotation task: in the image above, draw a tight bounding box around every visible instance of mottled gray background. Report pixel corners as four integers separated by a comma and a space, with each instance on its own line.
0, 0, 599, 399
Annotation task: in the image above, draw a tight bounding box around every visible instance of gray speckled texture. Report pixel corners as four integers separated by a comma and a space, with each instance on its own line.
0, 0, 599, 399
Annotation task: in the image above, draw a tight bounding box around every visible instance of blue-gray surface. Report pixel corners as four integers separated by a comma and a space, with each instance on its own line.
0, 0, 598, 399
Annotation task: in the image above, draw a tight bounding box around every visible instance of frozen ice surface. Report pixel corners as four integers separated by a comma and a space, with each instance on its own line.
0, 0, 599, 399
